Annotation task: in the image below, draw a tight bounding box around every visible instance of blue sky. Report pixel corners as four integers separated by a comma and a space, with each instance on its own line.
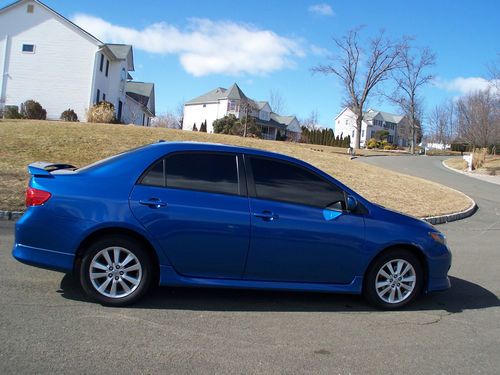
4, 0, 499, 128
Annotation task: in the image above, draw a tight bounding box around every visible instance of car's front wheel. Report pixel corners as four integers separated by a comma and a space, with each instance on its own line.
80, 235, 152, 306
364, 249, 423, 309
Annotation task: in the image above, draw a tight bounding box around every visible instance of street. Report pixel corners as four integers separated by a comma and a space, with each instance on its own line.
0, 155, 499, 374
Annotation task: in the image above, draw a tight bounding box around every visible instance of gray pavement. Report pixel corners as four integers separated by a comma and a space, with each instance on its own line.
0, 155, 499, 374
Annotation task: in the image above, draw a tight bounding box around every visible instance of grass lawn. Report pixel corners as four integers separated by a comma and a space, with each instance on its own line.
0, 120, 472, 217
443, 158, 468, 171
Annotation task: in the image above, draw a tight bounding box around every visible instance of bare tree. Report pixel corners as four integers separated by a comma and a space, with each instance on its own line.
239, 98, 259, 137
487, 53, 500, 93
269, 89, 287, 114
428, 101, 455, 147
456, 89, 500, 148
152, 111, 181, 129
299, 110, 320, 130
390, 45, 436, 153
175, 100, 185, 128
313, 27, 403, 149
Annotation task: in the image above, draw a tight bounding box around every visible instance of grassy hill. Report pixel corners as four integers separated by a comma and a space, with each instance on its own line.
0, 120, 471, 217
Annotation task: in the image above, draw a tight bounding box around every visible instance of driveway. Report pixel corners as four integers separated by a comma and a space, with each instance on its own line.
0, 155, 499, 374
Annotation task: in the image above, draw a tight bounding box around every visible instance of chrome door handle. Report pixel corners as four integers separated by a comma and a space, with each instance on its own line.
253, 211, 279, 221
139, 199, 167, 208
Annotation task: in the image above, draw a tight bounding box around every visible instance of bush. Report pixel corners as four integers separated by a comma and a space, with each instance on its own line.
3, 105, 22, 119
213, 115, 261, 137
451, 142, 473, 153
366, 138, 379, 149
86, 101, 115, 123
60, 109, 78, 122
21, 100, 46, 120
472, 148, 487, 170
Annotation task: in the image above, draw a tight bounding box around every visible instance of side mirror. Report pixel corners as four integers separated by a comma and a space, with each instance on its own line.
346, 195, 358, 211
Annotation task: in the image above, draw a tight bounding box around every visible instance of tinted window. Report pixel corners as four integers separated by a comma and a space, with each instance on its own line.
141, 159, 164, 187
250, 156, 345, 209
165, 153, 239, 195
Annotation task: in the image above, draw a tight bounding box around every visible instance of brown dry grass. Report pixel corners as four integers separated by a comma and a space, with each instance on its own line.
444, 158, 468, 171
0, 120, 472, 217
445, 155, 500, 176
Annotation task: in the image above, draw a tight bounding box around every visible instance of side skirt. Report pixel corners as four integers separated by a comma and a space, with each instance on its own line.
159, 265, 363, 294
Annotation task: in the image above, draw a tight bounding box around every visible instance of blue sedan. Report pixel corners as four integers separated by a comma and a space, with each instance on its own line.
13, 142, 451, 309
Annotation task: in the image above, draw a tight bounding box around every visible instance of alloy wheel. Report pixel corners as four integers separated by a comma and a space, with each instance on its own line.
89, 246, 143, 298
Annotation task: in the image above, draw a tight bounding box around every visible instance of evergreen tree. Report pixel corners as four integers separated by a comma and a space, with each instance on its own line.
200, 120, 207, 132
192, 123, 198, 131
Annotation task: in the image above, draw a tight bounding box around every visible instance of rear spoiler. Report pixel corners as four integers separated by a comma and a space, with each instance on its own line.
27, 162, 76, 177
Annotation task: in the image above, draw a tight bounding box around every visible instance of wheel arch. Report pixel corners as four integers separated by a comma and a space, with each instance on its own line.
363, 244, 429, 292
74, 227, 160, 283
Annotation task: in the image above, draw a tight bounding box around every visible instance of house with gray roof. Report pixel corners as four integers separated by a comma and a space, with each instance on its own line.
0, 0, 155, 125
183, 83, 301, 141
334, 107, 409, 148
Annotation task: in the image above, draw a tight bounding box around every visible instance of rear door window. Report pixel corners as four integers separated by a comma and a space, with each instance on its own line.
249, 156, 345, 209
139, 152, 241, 195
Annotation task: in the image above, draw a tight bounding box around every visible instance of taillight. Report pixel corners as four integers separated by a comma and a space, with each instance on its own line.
26, 187, 52, 207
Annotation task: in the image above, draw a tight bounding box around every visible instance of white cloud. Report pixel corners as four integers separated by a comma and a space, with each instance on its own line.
308, 3, 335, 16
310, 44, 329, 56
436, 76, 497, 94
72, 14, 304, 77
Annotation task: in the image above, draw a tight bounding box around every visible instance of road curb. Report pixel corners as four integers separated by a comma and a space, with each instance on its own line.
422, 198, 478, 225
0, 210, 24, 221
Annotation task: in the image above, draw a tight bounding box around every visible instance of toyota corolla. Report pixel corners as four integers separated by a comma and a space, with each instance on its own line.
13, 142, 451, 309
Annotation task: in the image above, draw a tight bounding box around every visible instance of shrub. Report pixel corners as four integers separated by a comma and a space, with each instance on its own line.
86, 101, 115, 123
60, 109, 78, 122
366, 138, 379, 149
383, 144, 395, 150
192, 123, 198, 131
3, 105, 22, 119
472, 148, 487, 170
21, 100, 46, 120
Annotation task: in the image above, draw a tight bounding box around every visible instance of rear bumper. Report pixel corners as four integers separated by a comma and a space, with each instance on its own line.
12, 243, 74, 273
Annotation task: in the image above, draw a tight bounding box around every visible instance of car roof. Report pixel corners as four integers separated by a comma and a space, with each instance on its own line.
148, 141, 301, 162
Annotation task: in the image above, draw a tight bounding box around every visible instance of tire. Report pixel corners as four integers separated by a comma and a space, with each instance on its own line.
364, 249, 423, 310
79, 235, 152, 306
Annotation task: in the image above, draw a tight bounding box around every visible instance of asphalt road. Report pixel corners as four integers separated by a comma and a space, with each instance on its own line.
0, 155, 499, 374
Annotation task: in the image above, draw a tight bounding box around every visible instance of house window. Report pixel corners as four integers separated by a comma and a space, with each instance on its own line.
22, 44, 35, 53
203, 104, 206, 108
345, 119, 348, 125
102, 93, 106, 102
228, 101, 237, 111
352, 130, 355, 137
361, 129, 365, 138
96, 89, 100, 103
99, 54, 104, 72
27, 4, 34, 13
105, 60, 109, 77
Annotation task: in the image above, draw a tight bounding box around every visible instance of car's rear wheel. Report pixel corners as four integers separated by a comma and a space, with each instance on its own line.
80, 235, 152, 306
364, 249, 423, 310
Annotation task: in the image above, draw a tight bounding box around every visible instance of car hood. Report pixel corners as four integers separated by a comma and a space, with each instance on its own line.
372, 203, 436, 231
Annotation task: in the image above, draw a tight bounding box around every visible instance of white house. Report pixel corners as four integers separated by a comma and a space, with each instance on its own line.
0, 0, 155, 125
334, 107, 409, 148
183, 83, 301, 141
